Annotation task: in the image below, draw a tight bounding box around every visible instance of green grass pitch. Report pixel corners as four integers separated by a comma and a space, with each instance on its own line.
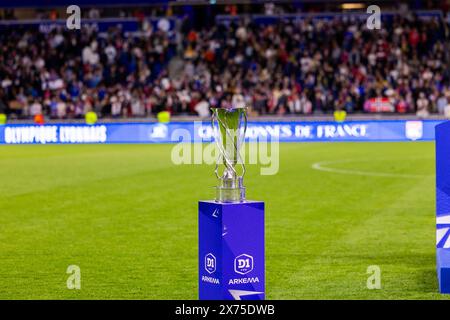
0, 141, 446, 299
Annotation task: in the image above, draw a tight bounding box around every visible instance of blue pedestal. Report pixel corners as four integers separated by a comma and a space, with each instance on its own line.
435, 121, 450, 293
198, 201, 265, 300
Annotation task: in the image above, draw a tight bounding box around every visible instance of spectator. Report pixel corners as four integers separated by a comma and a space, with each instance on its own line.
437, 92, 448, 114
445, 98, 450, 118
0, 13, 448, 120
416, 92, 430, 118
29, 99, 43, 116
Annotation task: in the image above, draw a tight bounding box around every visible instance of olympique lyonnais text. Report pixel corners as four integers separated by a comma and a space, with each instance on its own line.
4, 125, 107, 144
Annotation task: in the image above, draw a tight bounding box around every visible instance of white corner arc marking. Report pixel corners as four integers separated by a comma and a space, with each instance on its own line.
311, 158, 432, 179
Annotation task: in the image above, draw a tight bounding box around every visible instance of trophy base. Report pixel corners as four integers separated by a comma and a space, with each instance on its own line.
198, 200, 265, 300
215, 186, 245, 203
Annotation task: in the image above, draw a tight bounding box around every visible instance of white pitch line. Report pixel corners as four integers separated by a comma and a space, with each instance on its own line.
311, 158, 433, 179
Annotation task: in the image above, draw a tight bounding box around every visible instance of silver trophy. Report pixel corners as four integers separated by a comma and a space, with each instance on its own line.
211, 106, 247, 203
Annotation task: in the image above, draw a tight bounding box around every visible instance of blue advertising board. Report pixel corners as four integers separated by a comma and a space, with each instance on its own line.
0, 120, 443, 145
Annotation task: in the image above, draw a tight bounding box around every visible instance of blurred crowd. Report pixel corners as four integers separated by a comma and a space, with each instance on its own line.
0, 13, 449, 120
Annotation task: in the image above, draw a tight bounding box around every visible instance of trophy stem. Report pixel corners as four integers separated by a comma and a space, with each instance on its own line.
215, 176, 245, 203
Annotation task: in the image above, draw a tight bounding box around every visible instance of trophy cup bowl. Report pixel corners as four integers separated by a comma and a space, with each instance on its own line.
211, 106, 247, 203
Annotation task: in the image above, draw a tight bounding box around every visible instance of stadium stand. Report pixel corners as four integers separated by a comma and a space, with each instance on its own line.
0, 7, 449, 120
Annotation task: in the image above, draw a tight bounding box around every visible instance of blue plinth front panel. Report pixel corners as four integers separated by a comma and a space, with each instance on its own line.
436, 121, 450, 293
198, 201, 265, 300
